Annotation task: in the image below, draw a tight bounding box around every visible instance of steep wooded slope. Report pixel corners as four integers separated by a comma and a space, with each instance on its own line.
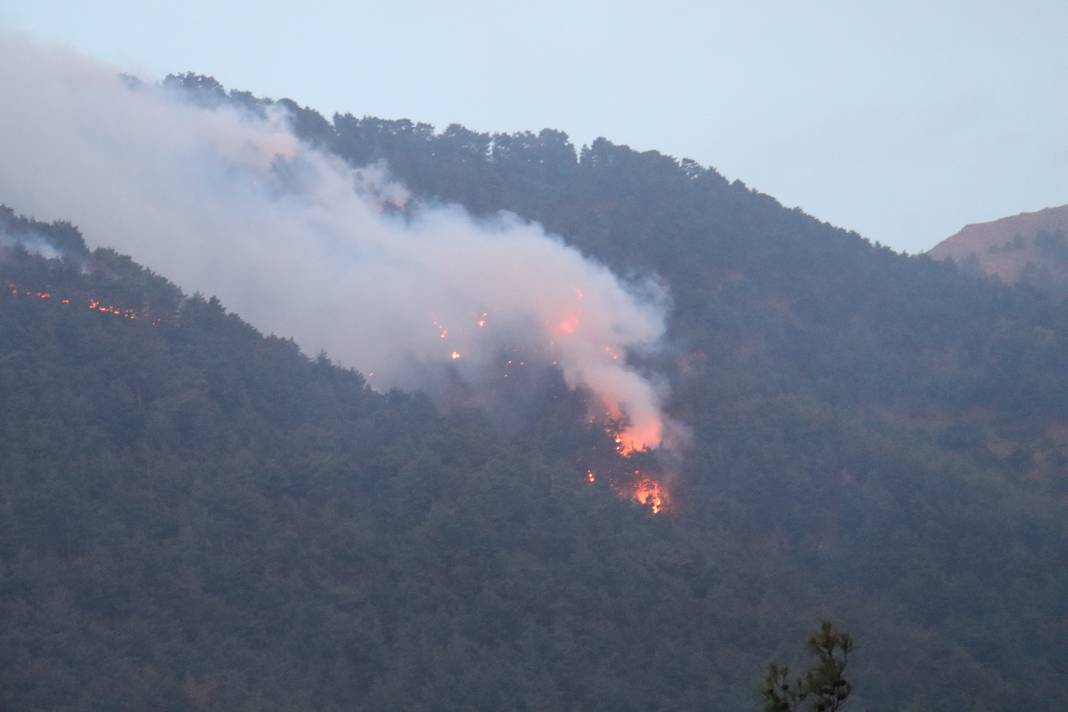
2, 73, 1067, 710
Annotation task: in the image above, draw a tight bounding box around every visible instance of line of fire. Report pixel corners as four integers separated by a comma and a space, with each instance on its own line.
6, 281, 161, 325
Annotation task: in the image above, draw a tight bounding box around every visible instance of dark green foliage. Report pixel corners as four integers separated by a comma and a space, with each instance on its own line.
0, 244, 748, 710
2, 77, 1068, 710
230, 86, 1067, 417
761, 622, 853, 712
0, 205, 90, 258
1035, 230, 1068, 264
162, 72, 229, 108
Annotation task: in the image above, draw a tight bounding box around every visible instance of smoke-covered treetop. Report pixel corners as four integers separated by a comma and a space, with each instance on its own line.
0, 42, 684, 454
160, 70, 1066, 417
0, 204, 89, 259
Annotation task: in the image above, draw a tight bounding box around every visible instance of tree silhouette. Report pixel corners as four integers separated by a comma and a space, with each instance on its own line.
761, 622, 853, 712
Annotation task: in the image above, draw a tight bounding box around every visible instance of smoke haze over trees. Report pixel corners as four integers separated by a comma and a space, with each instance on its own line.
1, 39, 1067, 712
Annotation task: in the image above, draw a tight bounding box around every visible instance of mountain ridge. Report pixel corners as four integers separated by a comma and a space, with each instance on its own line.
929, 203, 1068, 297
1, 74, 1066, 710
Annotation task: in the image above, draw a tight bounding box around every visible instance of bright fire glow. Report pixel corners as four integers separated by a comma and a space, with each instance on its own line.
586, 423, 672, 515
428, 287, 666, 457
581, 465, 669, 515
633, 473, 667, 514
557, 314, 580, 335
5, 282, 159, 325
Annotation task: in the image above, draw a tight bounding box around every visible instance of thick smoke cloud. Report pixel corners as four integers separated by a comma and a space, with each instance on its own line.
0, 36, 673, 449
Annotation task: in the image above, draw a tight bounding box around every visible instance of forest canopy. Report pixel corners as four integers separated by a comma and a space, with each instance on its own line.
0, 74, 1066, 710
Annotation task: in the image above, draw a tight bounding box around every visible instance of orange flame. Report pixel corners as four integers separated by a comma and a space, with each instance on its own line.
632, 472, 667, 514
606, 423, 660, 458
595, 422, 671, 514
557, 314, 580, 335
6, 282, 157, 326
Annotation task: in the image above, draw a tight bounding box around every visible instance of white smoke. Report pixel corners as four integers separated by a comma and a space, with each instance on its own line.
0, 233, 63, 260
0, 35, 673, 449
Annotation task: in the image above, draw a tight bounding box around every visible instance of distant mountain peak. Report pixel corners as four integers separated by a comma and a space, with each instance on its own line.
928, 204, 1068, 297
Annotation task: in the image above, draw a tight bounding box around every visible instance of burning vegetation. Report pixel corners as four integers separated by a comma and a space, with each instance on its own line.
6, 281, 161, 325
585, 460, 669, 514
6, 279, 673, 515
427, 301, 673, 514
597, 422, 670, 514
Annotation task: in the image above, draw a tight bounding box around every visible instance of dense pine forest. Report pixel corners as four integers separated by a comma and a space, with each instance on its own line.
1, 75, 1066, 710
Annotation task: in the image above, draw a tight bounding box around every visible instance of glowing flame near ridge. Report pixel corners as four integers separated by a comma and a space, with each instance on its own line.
432, 285, 667, 456
583, 465, 670, 515
601, 410, 664, 457
557, 314, 580, 335
5, 282, 159, 325
633, 471, 666, 514
587, 421, 672, 515
431, 293, 671, 513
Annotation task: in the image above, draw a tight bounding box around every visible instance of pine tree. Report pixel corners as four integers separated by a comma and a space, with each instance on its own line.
760, 622, 853, 712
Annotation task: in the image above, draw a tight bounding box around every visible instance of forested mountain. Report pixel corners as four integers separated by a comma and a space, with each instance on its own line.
1, 76, 1067, 711
929, 204, 1068, 300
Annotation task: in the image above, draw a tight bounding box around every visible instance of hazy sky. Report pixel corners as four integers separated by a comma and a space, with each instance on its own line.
4, 0, 1067, 252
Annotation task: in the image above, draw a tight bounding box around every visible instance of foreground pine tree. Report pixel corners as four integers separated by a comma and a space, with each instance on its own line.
761, 622, 854, 712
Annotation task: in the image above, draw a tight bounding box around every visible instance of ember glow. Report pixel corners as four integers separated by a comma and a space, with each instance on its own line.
557, 315, 580, 335
582, 464, 670, 515
583, 422, 673, 515
427, 282, 669, 455
5, 282, 159, 325
633, 472, 667, 514
597, 411, 664, 457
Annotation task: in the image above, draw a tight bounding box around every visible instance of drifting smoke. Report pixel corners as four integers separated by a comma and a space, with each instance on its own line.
0, 35, 676, 450
0, 233, 63, 260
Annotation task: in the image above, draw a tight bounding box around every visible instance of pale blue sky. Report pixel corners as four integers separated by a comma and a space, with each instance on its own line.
4, 0, 1067, 252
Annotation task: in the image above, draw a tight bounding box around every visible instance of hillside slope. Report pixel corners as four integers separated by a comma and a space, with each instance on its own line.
929, 204, 1068, 298
0, 222, 745, 711
1, 73, 1067, 710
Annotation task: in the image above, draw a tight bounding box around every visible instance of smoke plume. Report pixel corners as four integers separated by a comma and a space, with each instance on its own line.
0, 35, 674, 450
0, 233, 62, 260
